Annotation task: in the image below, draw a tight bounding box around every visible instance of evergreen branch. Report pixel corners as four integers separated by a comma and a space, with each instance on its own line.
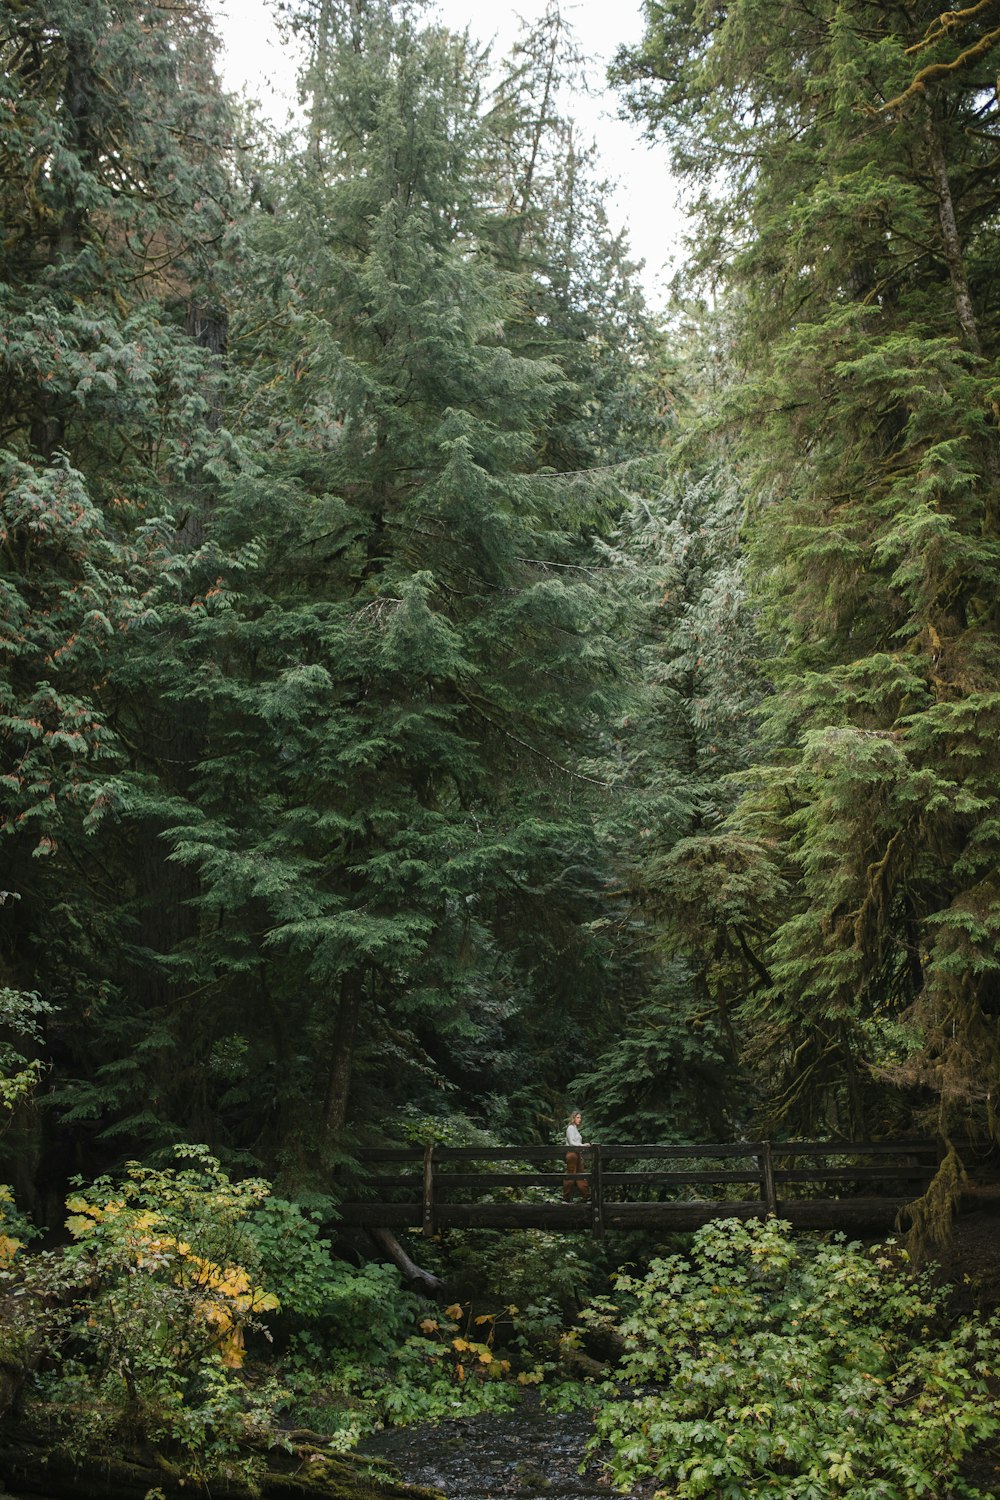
136, 115, 253, 153
878, 22, 1000, 112
854, 828, 908, 949
732, 923, 775, 990
170, 975, 229, 1006
528, 457, 657, 481
908, 1, 1000, 55
455, 686, 611, 787
771, 1043, 843, 1114
965, 147, 1000, 183
515, 556, 597, 573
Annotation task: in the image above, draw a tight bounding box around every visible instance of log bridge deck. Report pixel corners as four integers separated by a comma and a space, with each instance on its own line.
336, 1139, 974, 1237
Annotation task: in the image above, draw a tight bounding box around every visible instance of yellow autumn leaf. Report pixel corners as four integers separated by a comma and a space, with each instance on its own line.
477, 1348, 494, 1364
445, 1303, 463, 1320
0, 1233, 22, 1263
452, 1337, 471, 1352
198, 1301, 231, 1329
419, 1318, 439, 1333
455, 1362, 465, 1381
66, 1214, 96, 1238
219, 1327, 246, 1368
474, 1314, 493, 1325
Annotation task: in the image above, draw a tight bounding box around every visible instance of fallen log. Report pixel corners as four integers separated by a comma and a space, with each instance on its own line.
0, 1428, 442, 1500
367, 1227, 445, 1296
557, 1343, 607, 1380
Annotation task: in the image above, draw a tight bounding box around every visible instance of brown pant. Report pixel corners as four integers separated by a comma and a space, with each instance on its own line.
563, 1150, 590, 1200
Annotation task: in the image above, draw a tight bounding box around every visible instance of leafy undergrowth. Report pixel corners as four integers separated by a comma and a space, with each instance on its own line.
277, 1223, 608, 1445
0, 1152, 594, 1488
280, 1298, 535, 1446
14, 1153, 996, 1499
582, 1216, 1000, 1500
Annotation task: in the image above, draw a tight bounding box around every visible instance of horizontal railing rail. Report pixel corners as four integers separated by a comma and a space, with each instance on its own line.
333, 1138, 991, 1237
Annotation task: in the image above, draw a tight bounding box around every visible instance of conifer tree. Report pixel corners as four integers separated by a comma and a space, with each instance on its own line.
1, 0, 225, 857
2, 0, 667, 1182
0, 0, 239, 1183
104, 0, 638, 1165
484, 2, 665, 475
572, 452, 766, 1140
615, 3, 1000, 1188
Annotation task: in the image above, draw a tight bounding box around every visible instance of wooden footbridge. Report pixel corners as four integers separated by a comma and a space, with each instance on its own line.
336, 1139, 976, 1237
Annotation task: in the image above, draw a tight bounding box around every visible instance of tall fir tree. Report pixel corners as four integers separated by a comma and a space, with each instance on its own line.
483, 2, 667, 476
615, 2, 1000, 1214
0, 0, 241, 1196
3, 0, 669, 1191
81, 0, 648, 1172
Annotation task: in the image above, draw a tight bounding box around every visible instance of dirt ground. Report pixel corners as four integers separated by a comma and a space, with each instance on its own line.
932, 1198, 1000, 1313
937, 1201, 1000, 1498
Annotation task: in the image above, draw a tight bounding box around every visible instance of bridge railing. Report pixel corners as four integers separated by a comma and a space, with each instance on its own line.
336, 1139, 946, 1236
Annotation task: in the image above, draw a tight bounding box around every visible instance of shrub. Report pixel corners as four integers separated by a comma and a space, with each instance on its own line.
587, 1216, 1000, 1499
247, 1196, 422, 1363
29, 1147, 285, 1486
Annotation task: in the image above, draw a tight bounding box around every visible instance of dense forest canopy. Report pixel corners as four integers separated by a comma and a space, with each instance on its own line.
2, 0, 999, 1228
5, 5, 1000, 1498
1, 0, 665, 1213
613, 0, 1000, 1219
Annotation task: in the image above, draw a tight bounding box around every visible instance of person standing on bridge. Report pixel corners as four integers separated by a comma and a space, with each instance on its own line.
563, 1109, 590, 1201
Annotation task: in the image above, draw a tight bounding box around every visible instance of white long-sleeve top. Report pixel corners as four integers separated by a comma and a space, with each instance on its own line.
565, 1122, 583, 1148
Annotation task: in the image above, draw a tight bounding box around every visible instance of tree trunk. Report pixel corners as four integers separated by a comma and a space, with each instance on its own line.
367, 1226, 445, 1295
322, 970, 365, 1138
923, 105, 981, 354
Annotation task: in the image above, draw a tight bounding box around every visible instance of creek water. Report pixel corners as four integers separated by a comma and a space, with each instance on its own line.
359, 1397, 641, 1500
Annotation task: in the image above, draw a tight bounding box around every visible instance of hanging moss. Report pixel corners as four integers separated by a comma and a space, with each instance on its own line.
903, 1140, 969, 1261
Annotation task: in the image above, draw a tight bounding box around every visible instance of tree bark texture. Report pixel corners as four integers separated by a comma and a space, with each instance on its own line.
322, 970, 365, 1138
923, 104, 982, 354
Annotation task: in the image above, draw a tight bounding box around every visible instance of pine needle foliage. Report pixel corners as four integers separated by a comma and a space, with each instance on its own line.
76, 0, 654, 1167
615, 1, 1000, 1174
0, 0, 241, 1177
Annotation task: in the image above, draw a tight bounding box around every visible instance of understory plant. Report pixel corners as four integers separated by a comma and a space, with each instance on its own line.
587, 1217, 1000, 1499
284, 1294, 552, 1447
6, 1150, 592, 1468
16, 1149, 286, 1487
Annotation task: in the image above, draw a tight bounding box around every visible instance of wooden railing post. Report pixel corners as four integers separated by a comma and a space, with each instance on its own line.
335, 1136, 947, 1235
759, 1140, 778, 1216
422, 1144, 435, 1238
590, 1143, 604, 1237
